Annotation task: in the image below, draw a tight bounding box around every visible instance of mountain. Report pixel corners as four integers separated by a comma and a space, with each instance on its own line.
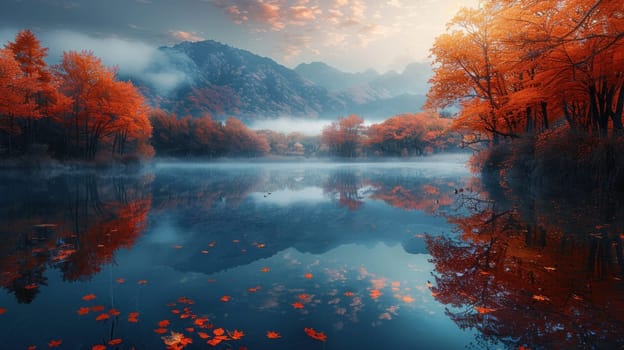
128, 40, 429, 121
294, 62, 379, 92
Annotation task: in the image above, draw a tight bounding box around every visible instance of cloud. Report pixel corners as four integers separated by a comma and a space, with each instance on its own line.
16, 30, 192, 94
170, 30, 205, 42
212, 0, 286, 31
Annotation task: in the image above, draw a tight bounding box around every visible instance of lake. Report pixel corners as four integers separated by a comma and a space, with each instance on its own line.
0, 154, 623, 349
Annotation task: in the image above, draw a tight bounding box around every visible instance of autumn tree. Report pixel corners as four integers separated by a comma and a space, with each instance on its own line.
366, 112, 454, 156
321, 114, 365, 157
55, 51, 152, 160
223, 117, 269, 157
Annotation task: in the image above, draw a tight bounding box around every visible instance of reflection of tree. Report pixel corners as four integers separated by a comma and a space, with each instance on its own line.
0, 174, 152, 302
427, 180, 624, 349
323, 171, 365, 210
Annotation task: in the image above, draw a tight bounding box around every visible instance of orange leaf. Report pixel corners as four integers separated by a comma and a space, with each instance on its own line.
220, 295, 231, 302
185, 327, 195, 332
95, 313, 110, 321
213, 328, 225, 336
369, 289, 382, 299
343, 292, 355, 297
304, 327, 327, 342
27, 346, 36, 350
401, 295, 415, 303
91, 346, 106, 350
82, 294, 96, 301
116, 278, 125, 284
108, 308, 121, 316
266, 331, 281, 339
260, 267, 270, 273
207, 338, 222, 346
198, 331, 210, 339
77, 307, 90, 316
292, 302, 304, 309
154, 328, 168, 334
137, 280, 148, 285
48, 339, 62, 348
229, 329, 244, 340
304, 273, 313, 279
158, 319, 170, 328
91, 305, 105, 312
474, 306, 497, 314
108, 338, 122, 345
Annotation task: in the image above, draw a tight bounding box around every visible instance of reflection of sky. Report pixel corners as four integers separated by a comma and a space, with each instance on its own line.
249, 187, 328, 206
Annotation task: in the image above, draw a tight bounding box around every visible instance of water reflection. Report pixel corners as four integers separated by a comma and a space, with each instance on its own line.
0, 173, 152, 303
427, 178, 624, 349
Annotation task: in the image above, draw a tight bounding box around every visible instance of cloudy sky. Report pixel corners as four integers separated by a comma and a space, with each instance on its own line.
0, 0, 477, 73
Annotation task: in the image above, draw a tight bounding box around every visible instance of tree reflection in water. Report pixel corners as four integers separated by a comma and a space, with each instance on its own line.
0, 174, 152, 303
427, 178, 624, 349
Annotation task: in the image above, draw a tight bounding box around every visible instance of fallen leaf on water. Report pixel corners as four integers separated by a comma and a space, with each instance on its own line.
247, 287, 260, 293
369, 289, 382, 299
82, 294, 97, 301
474, 306, 497, 314
292, 302, 304, 309
154, 328, 168, 334
77, 307, 90, 315
298, 294, 310, 301
201, 250, 209, 254
178, 296, 195, 305
128, 312, 139, 323
229, 329, 244, 340
197, 331, 210, 339
162, 331, 193, 347
173, 245, 183, 249
207, 338, 222, 346
266, 331, 281, 339
304, 327, 327, 342
108, 338, 122, 345
116, 278, 125, 284
158, 320, 170, 328
95, 313, 110, 321
304, 273, 313, 279
220, 295, 231, 302
48, 339, 62, 348
256, 243, 266, 248
194, 317, 209, 327
213, 328, 225, 336
137, 280, 148, 285
186, 327, 195, 332
27, 345, 36, 350
91, 346, 106, 350
109, 308, 121, 316
25, 283, 39, 290
344, 292, 355, 297
91, 305, 105, 312
260, 267, 270, 273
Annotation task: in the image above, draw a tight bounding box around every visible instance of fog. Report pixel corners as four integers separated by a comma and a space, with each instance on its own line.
0, 28, 191, 94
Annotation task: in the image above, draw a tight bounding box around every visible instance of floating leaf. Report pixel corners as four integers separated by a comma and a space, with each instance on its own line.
154, 328, 168, 334
91, 305, 105, 312
220, 295, 231, 302
304, 273, 313, 279
185, 327, 195, 332
198, 331, 210, 339
207, 338, 222, 346
27, 346, 36, 350
158, 320, 170, 328
116, 278, 125, 284
77, 307, 90, 316
109, 308, 121, 316
108, 338, 122, 345
369, 289, 382, 299
247, 286, 260, 293
24, 283, 39, 290
229, 329, 244, 340
343, 292, 355, 297
48, 339, 62, 348
82, 294, 97, 301
137, 280, 148, 285
402, 295, 415, 303
95, 313, 110, 321
304, 327, 327, 342
128, 312, 139, 323
260, 267, 270, 273
266, 331, 282, 339
213, 328, 225, 336
91, 345, 106, 350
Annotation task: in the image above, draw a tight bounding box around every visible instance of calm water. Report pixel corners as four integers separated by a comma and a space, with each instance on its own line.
0, 154, 622, 350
